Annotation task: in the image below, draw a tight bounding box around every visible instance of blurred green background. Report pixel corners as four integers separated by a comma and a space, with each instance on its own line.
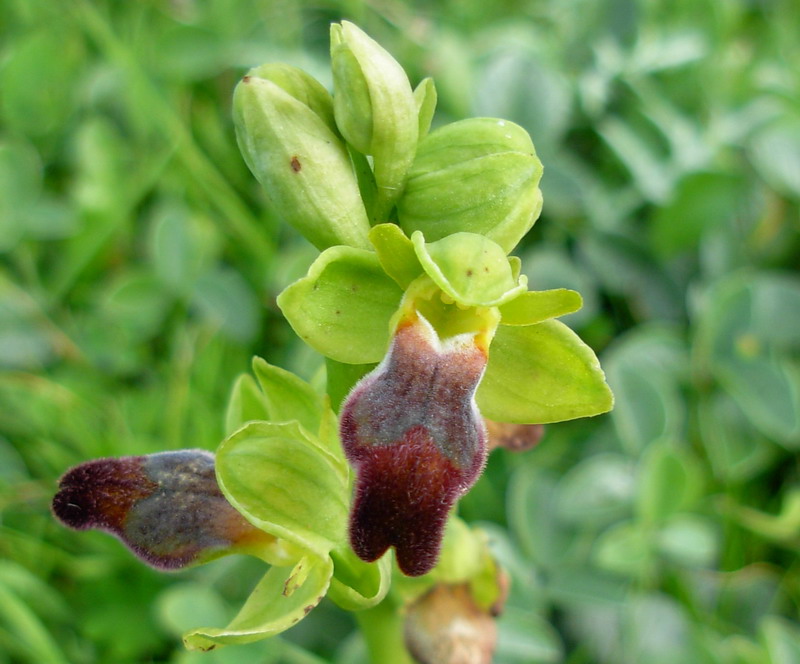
1, 1, 799, 662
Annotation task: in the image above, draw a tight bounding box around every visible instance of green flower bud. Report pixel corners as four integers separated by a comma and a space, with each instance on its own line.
398, 118, 544, 253
233, 66, 370, 250
330, 22, 419, 222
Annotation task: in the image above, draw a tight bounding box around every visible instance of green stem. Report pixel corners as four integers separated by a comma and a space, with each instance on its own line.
356, 599, 415, 664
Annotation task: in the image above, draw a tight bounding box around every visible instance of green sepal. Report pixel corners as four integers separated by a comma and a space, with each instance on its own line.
183, 555, 333, 650
328, 546, 392, 611
326, 357, 376, 412
252, 357, 323, 434
233, 73, 370, 250
414, 77, 438, 139
277, 246, 404, 364
369, 223, 423, 289
216, 421, 349, 559
498, 288, 583, 326
412, 231, 526, 307
398, 118, 543, 253
225, 373, 270, 435
477, 320, 614, 423
316, 396, 350, 477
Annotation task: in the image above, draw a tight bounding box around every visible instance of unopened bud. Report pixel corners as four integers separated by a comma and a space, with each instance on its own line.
330, 21, 418, 221
404, 584, 496, 664
233, 67, 370, 250
398, 118, 543, 253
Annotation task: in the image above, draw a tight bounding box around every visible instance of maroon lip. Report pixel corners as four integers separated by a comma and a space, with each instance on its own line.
340, 315, 488, 576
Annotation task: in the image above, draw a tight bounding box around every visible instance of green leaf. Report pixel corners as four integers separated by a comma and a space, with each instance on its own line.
636, 440, 703, 524
0, 138, 41, 251
547, 567, 629, 607
277, 247, 404, 364
412, 231, 526, 307
517, 246, 600, 327
0, 584, 69, 664
0, 27, 82, 137
148, 201, 219, 296
477, 320, 613, 423
579, 232, 684, 321
649, 171, 744, 257
507, 467, 576, 569
556, 453, 636, 526
368, 224, 423, 289
184, 556, 333, 650
225, 374, 271, 435
191, 267, 260, 343
252, 357, 323, 435
656, 514, 719, 568
761, 617, 800, 664
101, 271, 172, 342
216, 421, 349, 558
495, 608, 564, 664
604, 326, 687, 453
695, 272, 800, 445
622, 594, 693, 664
499, 288, 583, 326
593, 520, 654, 579
698, 392, 778, 482
156, 583, 230, 638
748, 115, 800, 198
328, 547, 391, 611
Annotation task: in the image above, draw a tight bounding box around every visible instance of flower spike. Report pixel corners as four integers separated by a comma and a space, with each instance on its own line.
340, 311, 489, 576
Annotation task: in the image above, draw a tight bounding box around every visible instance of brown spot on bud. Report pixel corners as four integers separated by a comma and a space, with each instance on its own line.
290, 156, 301, 172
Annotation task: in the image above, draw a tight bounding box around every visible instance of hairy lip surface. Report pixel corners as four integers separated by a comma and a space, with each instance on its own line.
340, 313, 488, 576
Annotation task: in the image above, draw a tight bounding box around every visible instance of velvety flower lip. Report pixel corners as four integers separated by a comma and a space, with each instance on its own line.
52, 450, 271, 570
340, 312, 488, 576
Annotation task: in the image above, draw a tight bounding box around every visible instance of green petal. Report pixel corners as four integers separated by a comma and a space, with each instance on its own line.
277, 246, 404, 364
499, 289, 583, 326
328, 546, 392, 611
216, 421, 349, 558
225, 373, 271, 435
414, 77, 438, 139
183, 555, 333, 650
412, 231, 526, 307
477, 320, 614, 423
368, 223, 423, 289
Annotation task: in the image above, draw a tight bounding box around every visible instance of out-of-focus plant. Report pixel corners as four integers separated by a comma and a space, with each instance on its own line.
4, 1, 800, 663
51, 20, 611, 663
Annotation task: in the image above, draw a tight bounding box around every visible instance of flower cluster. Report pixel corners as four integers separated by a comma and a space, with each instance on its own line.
52, 21, 612, 659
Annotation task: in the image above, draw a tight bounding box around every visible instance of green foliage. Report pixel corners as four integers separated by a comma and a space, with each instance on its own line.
2, 1, 798, 663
